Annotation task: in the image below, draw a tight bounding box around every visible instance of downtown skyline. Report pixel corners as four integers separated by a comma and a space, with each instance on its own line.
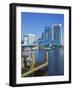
22, 24, 62, 47
21, 12, 64, 45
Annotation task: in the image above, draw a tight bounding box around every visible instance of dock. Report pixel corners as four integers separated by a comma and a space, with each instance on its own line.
22, 52, 48, 77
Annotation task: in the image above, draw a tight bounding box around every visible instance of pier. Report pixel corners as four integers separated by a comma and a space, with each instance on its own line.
22, 50, 48, 77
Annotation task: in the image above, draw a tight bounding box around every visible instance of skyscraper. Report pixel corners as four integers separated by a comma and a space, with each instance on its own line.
41, 32, 45, 40
45, 26, 51, 46
52, 24, 62, 46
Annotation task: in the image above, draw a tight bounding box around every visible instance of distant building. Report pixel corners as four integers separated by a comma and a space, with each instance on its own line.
41, 32, 45, 40
45, 26, 51, 46
28, 34, 35, 44
38, 38, 42, 44
23, 34, 35, 45
52, 24, 62, 46
23, 35, 28, 45
40, 26, 52, 46
39, 24, 62, 47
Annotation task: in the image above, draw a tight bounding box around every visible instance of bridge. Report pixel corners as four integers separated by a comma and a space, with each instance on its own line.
21, 44, 50, 47
21, 44, 38, 47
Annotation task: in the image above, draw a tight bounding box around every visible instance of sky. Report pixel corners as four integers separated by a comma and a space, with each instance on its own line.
21, 12, 64, 44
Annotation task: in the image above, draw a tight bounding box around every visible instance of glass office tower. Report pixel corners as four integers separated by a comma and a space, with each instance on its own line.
44, 26, 51, 46
52, 24, 62, 47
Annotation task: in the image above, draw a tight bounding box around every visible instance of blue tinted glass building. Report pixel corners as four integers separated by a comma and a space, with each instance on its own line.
52, 24, 62, 46
45, 26, 51, 46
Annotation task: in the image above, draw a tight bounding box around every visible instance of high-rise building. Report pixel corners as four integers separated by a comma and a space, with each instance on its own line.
52, 24, 62, 46
45, 26, 51, 45
41, 32, 45, 40
23, 34, 35, 45
40, 26, 52, 46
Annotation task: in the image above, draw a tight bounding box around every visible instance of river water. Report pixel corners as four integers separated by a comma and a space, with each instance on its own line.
33, 48, 64, 76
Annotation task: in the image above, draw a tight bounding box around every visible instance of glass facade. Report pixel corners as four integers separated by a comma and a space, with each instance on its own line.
45, 26, 51, 46
53, 24, 61, 46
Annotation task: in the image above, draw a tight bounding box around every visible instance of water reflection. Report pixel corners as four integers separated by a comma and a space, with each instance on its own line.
48, 48, 64, 76
33, 48, 64, 76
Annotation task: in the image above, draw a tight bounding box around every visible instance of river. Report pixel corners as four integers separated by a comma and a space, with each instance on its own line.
33, 48, 64, 76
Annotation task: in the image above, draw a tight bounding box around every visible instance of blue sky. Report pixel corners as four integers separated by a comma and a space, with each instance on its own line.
21, 12, 64, 44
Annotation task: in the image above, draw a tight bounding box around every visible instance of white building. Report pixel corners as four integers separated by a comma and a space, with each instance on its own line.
28, 34, 35, 45
23, 35, 28, 45
23, 34, 35, 45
